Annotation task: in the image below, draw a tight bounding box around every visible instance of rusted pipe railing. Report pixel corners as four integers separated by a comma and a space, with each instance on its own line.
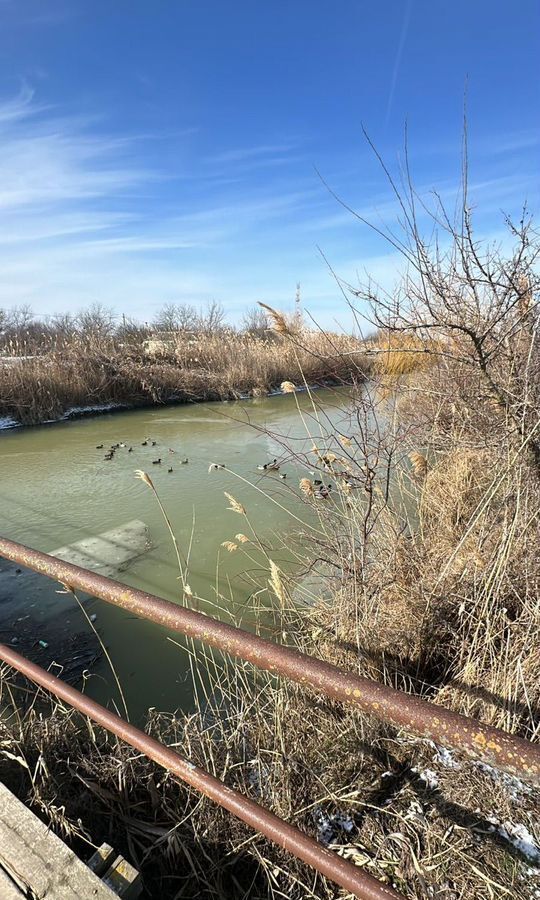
0, 536, 539, 785
0, 643, 402, 900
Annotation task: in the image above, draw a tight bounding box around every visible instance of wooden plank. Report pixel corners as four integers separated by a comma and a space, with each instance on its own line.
0, 866, 25, 899
0, 782, 118, 899
87, 842, 117, 877
103, 855, 143, 899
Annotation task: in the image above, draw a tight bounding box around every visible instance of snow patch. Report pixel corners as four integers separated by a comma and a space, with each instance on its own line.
313, 807, 355, 846
433, 746, 460, 769
60, 402, 128, 420
404, 799, 427, 823
1, 401, 129, 431
431, 747, 531, 802
500, 822, 540, 864
412, 767, 439, 789
486, 817, 540, 864
474, 761, 532, 801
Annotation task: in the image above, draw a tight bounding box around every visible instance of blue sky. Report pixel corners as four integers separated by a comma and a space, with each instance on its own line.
0, 0, 538, 328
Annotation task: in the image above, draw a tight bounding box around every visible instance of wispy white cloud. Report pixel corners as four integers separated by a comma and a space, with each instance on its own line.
300, 169, 539, 235
0, 91, 327, 319
202, 141, 308, 176
0, 87, 537, 329
0, 211, 133, 245
0, 83, 38, 124
0, 110, 155, 211
205, 143, 298, 164
0, 0, 76, 29
385, 0, 412, 128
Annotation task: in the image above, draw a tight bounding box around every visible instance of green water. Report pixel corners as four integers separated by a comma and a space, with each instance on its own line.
0, 390, 352, 721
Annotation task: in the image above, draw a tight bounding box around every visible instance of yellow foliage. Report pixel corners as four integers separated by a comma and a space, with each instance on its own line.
372, 333, 435, 380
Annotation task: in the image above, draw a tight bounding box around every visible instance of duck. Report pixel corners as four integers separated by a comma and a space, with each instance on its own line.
104, 452, 114, 460
208, 463, 225, 471
180, 458, 188, 464
119, 442, 126, 448
96, 444, 104, 449
151, 440, 157, 446
279, 473, 287, 480
168, 466, 173, 473
152, 458, 161, 465
128, 446, 133, 453
314, 483, 332, 500
141, 440, 148, 446
257, 458, 280, 472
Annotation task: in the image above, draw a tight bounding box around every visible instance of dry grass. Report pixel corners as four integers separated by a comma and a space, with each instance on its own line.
2, 392, 540, 899
0, 328, 367, 425
1, 262, 540, 896
370, 333, 436, 381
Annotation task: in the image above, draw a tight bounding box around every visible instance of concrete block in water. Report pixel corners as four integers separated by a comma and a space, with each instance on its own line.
51, 519, 149, 578
0, 520, 150, 681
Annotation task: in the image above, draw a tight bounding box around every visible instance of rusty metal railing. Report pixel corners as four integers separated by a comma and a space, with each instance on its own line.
0, 642, 401, 900
1, 536, 540, 899
1, 537, 538, 785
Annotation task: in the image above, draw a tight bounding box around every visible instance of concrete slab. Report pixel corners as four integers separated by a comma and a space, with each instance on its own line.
0, 520, 149, 682
52, 519, 149, 579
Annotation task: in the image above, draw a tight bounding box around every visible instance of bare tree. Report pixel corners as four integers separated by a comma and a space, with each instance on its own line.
77, 303, 116, 338
116, 316, 150, 347
7, 304, 34, 330
153, 302, 198, 333
196, 300, 226, 335
340, 136, 540, 474
242, 305, 269, 336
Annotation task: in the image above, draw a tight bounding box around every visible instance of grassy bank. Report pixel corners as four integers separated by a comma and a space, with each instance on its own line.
0, 327, 367, 426
1, 204, 539, 898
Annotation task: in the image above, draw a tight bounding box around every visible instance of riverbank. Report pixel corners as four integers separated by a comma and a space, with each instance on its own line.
0, 329, 369, 427
0, 381, 339, 431
2, 347, 539, 899
2, 221, 540, 898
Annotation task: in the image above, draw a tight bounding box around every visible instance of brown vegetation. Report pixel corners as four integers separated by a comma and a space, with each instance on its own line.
0, 313, 366, 425
1, 176, 540, 899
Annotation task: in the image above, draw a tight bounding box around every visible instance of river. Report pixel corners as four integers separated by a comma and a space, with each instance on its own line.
0, 389, 353, 722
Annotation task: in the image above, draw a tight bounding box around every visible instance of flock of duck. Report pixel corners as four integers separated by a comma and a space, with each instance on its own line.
96, 439, 188, 472
256, 458, 287, 480
97, 443, 332, 499
208, 457, 332, 498
255, 457, 332, 499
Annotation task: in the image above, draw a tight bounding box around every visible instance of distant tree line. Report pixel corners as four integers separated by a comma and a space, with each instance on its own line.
0, 300, 273, 354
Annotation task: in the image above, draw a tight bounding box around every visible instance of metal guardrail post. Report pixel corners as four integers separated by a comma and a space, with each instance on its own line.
0, 642, 403, 900
0, 536, 539, 786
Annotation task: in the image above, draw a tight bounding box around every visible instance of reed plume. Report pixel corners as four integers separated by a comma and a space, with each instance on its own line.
280, 380, 296, 393
224, 492, 246, 514
257, 302, 290, 335
268, 559, 286, 607
299, 477, 314, 496
221, 541, 238, 552
409, 451, 428, 478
